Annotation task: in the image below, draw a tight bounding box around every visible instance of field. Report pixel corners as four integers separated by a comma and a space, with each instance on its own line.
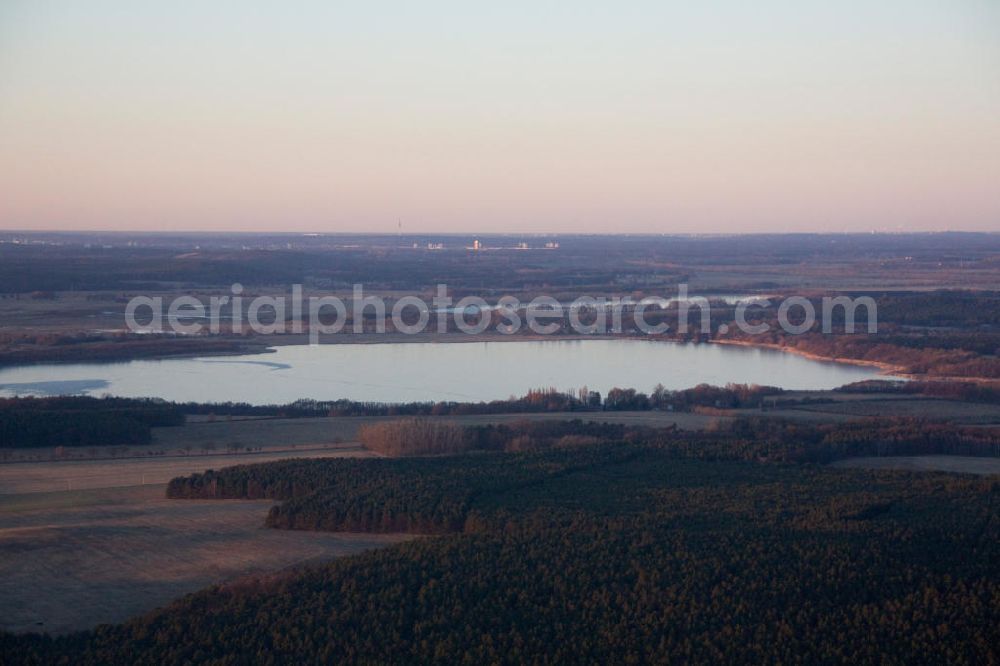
0, 445, 374, 495
0, 429, 382, 635
0, 485, 411, 635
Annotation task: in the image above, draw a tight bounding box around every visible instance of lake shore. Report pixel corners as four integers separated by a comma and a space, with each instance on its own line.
0, 336, 885, 403
710, 339, 909, 377
5, 329, 992, 386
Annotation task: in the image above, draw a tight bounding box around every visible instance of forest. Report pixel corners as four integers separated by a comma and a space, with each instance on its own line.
0, 396, 184, 448
4, 436, 997, 664
164, 417, 1000, 533
710, 291, 1000, 379
838, 378, 1000, 403
0, 332, 254, 368
352, 416, 1000, 460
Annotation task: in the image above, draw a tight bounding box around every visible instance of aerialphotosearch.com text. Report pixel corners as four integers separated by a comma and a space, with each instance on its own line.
125, 284, 877, 342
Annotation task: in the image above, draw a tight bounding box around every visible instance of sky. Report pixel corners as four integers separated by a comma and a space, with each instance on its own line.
1, 1, 998, 234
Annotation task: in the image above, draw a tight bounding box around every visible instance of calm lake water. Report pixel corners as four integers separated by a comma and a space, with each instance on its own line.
0, 340, 884, 404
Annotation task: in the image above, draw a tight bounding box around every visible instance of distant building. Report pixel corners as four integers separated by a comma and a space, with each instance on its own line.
473, 239, 481, 250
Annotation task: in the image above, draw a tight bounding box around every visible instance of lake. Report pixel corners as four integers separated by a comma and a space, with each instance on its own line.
0, 340, 885, 404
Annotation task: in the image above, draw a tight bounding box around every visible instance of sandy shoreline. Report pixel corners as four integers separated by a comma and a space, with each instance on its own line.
710, 339, 909, 377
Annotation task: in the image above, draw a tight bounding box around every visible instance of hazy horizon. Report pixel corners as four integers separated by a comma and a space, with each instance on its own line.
4, 229, 1000, 238
2, 1, 998, 234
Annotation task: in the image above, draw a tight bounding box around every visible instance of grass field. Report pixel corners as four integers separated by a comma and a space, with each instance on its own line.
0, 485, 412, 635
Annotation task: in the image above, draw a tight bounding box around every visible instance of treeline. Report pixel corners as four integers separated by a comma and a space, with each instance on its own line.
873, 290, 1000, 328
464, 420, 629, 453
0, 333, 258, 368
606, 383, 782, 411
177, 388, 592, 419
175, 383, 784, 419
0, 396, 184, 448
771, 331, 1000, 378
464, 417, 1000, 464
712, 291, 1000, 379
359, 419, 467, 456
839, 378, 1000, 404
358, 416, 1000, 463
656, 418, 1000, 463
360, 418, 631, 456
9, 448, 998, 663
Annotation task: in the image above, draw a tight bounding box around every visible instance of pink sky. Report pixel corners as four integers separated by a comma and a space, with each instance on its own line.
1, 1, 998, 233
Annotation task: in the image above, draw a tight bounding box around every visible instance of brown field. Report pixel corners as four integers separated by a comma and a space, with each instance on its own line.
0, 445, 375, 495
831, 455, 1000, 475
0, 485, 412, 635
